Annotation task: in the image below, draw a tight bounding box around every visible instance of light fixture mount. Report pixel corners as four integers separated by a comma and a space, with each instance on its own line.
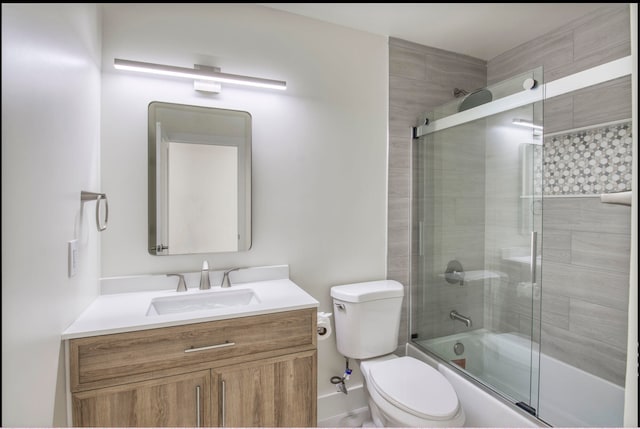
193, 64, 222, 93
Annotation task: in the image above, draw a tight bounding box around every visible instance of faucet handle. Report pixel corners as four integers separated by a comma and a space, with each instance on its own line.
167, 274, 187, 292
221, 267, 241, 288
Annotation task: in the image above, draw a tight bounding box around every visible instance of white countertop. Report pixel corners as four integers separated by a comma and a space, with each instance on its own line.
62, 267, 318, 340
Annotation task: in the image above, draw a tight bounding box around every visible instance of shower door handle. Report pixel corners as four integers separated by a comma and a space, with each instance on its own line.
418, 221, 424, 256
530, 231, 537, 284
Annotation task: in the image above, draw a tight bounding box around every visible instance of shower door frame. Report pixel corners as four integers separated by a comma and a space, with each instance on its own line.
409, 55, 634, 420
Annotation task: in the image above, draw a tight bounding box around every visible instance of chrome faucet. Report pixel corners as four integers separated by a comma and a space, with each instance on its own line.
167, 273, 187, 292
221, 267, 241, 288
450, 310, 472, 327
200, 260, 211, 290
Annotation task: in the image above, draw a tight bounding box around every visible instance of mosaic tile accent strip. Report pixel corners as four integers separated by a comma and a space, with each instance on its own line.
541, 121, 633, 195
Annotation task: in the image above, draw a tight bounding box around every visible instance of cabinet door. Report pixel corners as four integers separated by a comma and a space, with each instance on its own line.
72, 370, 210, 427
214, 350, 317, 427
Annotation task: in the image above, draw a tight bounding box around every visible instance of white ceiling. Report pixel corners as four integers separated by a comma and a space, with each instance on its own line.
261, 3, 610, 60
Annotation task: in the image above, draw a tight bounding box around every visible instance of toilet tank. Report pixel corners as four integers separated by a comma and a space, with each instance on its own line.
330, 280, 404, 359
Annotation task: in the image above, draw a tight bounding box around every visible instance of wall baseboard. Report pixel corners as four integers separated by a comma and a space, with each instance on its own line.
317, 384, 369, 427
318, 406, 370, 428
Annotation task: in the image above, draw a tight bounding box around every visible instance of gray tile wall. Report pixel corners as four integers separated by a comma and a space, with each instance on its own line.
486, 4, 631, 386
387, 4, 632, 387
387, 38, 486, 346
487, 4, 630, 85
540, 198, 630, 386
415, 122, 487, 339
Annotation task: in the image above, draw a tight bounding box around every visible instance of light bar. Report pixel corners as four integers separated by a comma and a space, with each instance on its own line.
114, 58, 286, 91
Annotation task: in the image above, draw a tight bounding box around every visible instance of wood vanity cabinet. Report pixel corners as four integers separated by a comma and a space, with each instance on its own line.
72, 370, 211, 427
69, 308, 317, 427
212, 350, 316, 427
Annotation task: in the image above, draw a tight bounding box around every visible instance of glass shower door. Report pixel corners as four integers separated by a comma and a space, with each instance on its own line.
412, 68, 543, 414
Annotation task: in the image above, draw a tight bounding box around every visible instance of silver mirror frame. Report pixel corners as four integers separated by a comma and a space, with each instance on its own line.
148, 102, 252, 255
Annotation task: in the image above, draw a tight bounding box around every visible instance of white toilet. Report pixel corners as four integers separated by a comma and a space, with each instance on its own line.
331, 280, 465, 427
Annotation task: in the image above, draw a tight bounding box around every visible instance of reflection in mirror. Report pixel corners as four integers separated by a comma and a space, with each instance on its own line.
148, 102, 251, 255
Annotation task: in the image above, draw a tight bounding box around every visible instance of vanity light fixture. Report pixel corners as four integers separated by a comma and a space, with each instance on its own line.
113, 58, 287, 91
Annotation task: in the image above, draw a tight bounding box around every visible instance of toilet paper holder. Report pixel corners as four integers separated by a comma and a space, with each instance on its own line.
317, 312, 332, 337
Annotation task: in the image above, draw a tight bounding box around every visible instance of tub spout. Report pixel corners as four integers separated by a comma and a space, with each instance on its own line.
450, 310, 472, 327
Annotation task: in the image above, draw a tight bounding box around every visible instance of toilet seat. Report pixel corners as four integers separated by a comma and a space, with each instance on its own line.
367, 356, 461, 421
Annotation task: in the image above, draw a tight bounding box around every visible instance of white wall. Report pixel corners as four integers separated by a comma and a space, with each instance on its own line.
1, 3, 102, 426
100, 3, 388, 401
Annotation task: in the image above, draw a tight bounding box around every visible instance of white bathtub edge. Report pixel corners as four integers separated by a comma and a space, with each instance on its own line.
406, 343, 549, 428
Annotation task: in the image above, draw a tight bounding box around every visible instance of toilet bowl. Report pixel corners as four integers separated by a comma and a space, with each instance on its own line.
360, 355, 465, 427
330, 280, 465, 428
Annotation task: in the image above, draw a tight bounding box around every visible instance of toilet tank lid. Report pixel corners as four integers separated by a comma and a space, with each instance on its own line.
330, 280, 403, 302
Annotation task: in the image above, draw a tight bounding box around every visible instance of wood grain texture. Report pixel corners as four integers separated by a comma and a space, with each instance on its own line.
214, 350, 317, 427
70, 309, 315, 392
72, 370, 211, 427
70, 309, 317, 427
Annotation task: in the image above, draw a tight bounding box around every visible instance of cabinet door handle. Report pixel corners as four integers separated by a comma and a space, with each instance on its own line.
221, 380, 226, 427
184, 341, 235, 353
195, 385, 201, 428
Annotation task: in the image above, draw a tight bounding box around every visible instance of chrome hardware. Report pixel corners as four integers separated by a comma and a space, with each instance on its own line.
221, 267, 241, 288
445, 260, 465, 285
450, 310, 472, 327
195, 385, 201, 427
152, 244, 168, 252
199, 260, 211, 290
453, 342, 465, 356
334, 302, 346, 311
184, 341, 235, 353
523, 78, 538, 90
81, 191, 109, 232
530, 231, 538, 284
167, 273, 187, 292
336, 378, 348, 394
221, 380, 226, 427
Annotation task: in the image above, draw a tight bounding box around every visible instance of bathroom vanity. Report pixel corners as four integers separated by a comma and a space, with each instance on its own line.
62, 266, 318, 427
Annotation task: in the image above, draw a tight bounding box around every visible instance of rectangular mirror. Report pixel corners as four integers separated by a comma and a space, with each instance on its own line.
148, 102, 251, 255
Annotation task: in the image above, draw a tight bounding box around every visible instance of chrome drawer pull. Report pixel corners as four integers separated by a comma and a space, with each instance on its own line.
184, 341, 235, 353
195, 385, 201, 427
221, 380, 227, 427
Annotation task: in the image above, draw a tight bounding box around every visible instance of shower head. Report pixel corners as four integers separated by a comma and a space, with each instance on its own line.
458, 88, 493, 112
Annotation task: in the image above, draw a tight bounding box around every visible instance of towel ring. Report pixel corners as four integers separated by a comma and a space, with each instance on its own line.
81, 191, 109, 231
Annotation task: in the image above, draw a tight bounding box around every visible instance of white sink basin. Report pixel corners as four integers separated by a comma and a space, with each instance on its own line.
147, 288, 260, 316
61, 267, 320, 340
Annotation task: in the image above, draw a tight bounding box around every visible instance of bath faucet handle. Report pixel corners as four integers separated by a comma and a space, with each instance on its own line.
221, 267, 241, 288
167, 273, 187, 292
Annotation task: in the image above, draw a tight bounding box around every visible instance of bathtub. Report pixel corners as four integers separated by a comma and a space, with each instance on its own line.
410, 329, 624, 427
